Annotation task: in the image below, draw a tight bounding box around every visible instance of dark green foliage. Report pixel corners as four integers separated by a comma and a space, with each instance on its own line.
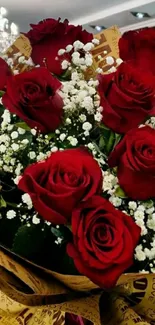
12, 224, 49, 260
0, 216, 21, 248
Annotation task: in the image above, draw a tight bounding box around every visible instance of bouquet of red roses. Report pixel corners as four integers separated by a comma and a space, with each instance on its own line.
0, 19, 155, 325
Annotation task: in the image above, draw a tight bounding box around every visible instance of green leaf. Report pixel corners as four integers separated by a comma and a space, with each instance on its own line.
0, 195, 6, 208
0, 90, 5, 97
47, 133, 55, 140
99, 124, 110, 131
51, 225, 72, 242
51, 227, 62, 238
143, 200, 154, 209
5, 201, 18, 209
15, 122, 31, 131
0, 217, 21, 248
98, 124, 116, 154
99, 135, 105, 150
115, 186, 127, 198
0, 105, 4, 116
61, 252, 80, 275
106, 131, 115, 154
12, 224, 46, 259
114, 134, 122, 147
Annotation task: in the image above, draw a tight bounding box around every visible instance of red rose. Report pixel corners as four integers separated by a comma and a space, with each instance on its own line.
98, 62, 155, 134
0, 57, 11, 91
108, 126, 155, 200
25, 18, 93, 75
67, 195, 140, 288
2, 67, 63, 133
18, 149, 103, 224
119, 28, 155, 75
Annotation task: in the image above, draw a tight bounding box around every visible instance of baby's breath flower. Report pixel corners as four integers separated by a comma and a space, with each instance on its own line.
82, 122, 92, 131
22, 193, 33, 209
73, 41, 84, 50
116, 58, 123, 65
32, 214, 40, 225
94, 112, 102, 122
37, 152, 46, 161
14, 176, 22, 185
134, 210, 145, 220
92, 39, 100, 45
58, 49, 65, 56
21, 139, 29, 145
66, 45, 73, 52
83, 42, 94, 52
87, 143, 94, 150
85, 53, 93, 66
135, 245, 146, 261
51, 146, 58, 153
67, 136, 78, 146
15, 163, 23, 176
65, 118, 72, 125
11, 143, 19, 151
29, 151, 36, 159
2, 110, 11, 126
18, 127, 26, 135
108, 67, 117, 73
96, 67, 103, 73
31, 128, 37, 136
61, 60, 70, 70
7, 210, 16, 219
11, 131, 18, 139
128, 201, 137, 211
106, 56, 115, 65
18, 56, 25, 63
109, 196, 122, 207
79, 114, 86, 122
0, 144, 6, 153
60, 133, 66, 141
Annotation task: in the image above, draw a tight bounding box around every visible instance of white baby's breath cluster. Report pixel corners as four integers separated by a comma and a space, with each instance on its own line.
58, 39, 102, 136
21, 193, 33, 210
60, 72, 100, 117
2, 52, 35, 75
57, 61, 102, 143
102, 170, 118, 195
57, 39, 98, 72
0, 112, 53, 180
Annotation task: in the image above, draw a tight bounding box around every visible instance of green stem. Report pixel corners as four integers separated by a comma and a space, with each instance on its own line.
6, 201, 28, 211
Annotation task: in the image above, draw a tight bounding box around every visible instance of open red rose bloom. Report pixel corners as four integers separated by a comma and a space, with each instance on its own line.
1, 18, 155, 305
25, 18, 93, 75
119, 28, 155, 75
67, 196, 140, 288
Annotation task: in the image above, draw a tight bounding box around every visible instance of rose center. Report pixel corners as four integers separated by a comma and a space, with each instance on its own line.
62, 171, 80, 187
46, 85, 54, 97
94, 224, 110, 242
23, 83, 40, 102
142, 145, 155, 158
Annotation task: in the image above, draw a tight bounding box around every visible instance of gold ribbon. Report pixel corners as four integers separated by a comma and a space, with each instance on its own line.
5, 27, 121, 78
0, 248, 155, 324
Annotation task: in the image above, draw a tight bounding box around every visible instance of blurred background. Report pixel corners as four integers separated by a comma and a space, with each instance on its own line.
0, 0, 155, 34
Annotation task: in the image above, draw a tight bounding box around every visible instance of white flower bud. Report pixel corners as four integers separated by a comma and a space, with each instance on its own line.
58, 49, 65, 56
82, 122, 92, 131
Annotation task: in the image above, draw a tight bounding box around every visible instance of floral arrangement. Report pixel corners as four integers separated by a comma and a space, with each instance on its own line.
0, 20, 155, 293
